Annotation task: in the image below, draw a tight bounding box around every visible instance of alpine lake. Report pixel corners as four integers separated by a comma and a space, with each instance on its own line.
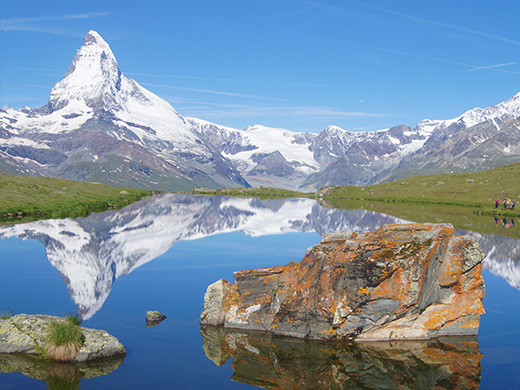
1, 194, 519, 389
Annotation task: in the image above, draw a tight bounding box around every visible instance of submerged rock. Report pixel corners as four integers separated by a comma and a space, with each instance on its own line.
201, 223, 485, 341
200, 325, 483, 390
0, 314, 126, 361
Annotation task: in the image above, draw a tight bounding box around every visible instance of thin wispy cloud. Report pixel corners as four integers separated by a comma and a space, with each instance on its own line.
1, 12, 110, 35
129, 72, 329, 88
2, 67, 65, 79
344, 42, 520, 75
172, 100, 389, 120
2, 82, 52, 89
467, 62, 518, 72
347, 42, 475, 68
142, 82, 285, 101
176, 102, 394, 132
3, 67, 65, 72
356, 3, 520, 46
273, 0, 344, 18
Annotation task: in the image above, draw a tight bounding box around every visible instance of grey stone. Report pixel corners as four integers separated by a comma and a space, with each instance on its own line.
200, 279, 234, 326
145, 310, 167, 324
0, 314, 125, 361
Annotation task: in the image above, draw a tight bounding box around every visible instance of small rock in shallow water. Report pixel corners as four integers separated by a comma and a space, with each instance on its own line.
146, 310, 167, 326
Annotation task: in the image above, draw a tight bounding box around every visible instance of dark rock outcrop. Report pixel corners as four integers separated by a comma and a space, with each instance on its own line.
249, 151, 295, 177
201, 223, 485, 341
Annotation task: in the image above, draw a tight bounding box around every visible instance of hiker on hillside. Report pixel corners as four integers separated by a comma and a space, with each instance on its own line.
495, 199, 500, 208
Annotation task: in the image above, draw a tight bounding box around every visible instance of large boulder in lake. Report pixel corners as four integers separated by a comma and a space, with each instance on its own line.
201, 223, 485, 341
0, 314, 125, 361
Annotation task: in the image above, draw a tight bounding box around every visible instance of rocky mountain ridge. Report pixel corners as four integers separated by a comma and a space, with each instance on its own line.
1, 31, 520, 191
190, 92, 520, 189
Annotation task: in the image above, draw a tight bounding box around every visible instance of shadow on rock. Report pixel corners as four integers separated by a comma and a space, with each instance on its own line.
0, 353, 125, 389
201, 325, 482, 390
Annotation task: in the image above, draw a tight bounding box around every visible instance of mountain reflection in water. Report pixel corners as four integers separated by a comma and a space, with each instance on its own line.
0, 193, 518, 319
201, 326, 482, 390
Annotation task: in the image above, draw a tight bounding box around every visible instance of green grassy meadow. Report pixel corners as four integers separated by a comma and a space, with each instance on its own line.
0, 174, 154, 225
323, 163, 520, 212
321, 163, 520, 238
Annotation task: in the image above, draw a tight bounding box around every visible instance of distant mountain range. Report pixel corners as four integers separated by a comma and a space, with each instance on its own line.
1, 31, 520, 191
0, 194, 517, 319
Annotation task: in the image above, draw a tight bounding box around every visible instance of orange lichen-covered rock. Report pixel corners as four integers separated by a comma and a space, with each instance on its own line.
200, 223, 486, 341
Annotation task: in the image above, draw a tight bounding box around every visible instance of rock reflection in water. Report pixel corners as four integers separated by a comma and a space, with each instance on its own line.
201, 326, 482, 390
0, 353, 125, 390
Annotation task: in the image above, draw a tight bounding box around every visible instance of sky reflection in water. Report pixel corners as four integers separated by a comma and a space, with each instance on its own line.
0, 194, 519, 389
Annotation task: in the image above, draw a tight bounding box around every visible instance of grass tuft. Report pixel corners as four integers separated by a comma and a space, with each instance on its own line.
45, 343, 82, 363
45, 318, 85, 361
0, 308, 14, 319
64, 312, 82, 327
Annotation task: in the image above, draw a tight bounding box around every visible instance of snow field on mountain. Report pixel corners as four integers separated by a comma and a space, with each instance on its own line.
4, 102, 93, 135
222, 125, 319, 170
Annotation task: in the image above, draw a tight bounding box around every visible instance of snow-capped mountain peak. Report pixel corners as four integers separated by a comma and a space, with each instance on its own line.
0, 31, 250, 190
47, 30, 122, 113
417, 92, 520, 135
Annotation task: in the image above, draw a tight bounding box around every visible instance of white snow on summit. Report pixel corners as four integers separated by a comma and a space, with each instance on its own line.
5, 30, 204, 152
48, 30, 121, 111
417, 92, 520, 135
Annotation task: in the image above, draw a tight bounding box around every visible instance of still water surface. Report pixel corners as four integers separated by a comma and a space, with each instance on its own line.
0, 194, 519, 389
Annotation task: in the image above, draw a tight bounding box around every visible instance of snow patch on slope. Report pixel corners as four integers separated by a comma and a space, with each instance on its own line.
225, 125, 318, 171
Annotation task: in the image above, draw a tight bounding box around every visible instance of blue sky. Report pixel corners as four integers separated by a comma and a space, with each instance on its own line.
1, 0, 519, 132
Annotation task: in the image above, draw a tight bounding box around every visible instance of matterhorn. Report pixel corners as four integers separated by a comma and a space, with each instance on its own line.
0, 31, 248, 190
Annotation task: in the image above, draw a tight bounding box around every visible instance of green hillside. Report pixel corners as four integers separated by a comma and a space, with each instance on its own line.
322, 163, 519, 238
0, 174, 155, 224
323, 162, 520, 212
